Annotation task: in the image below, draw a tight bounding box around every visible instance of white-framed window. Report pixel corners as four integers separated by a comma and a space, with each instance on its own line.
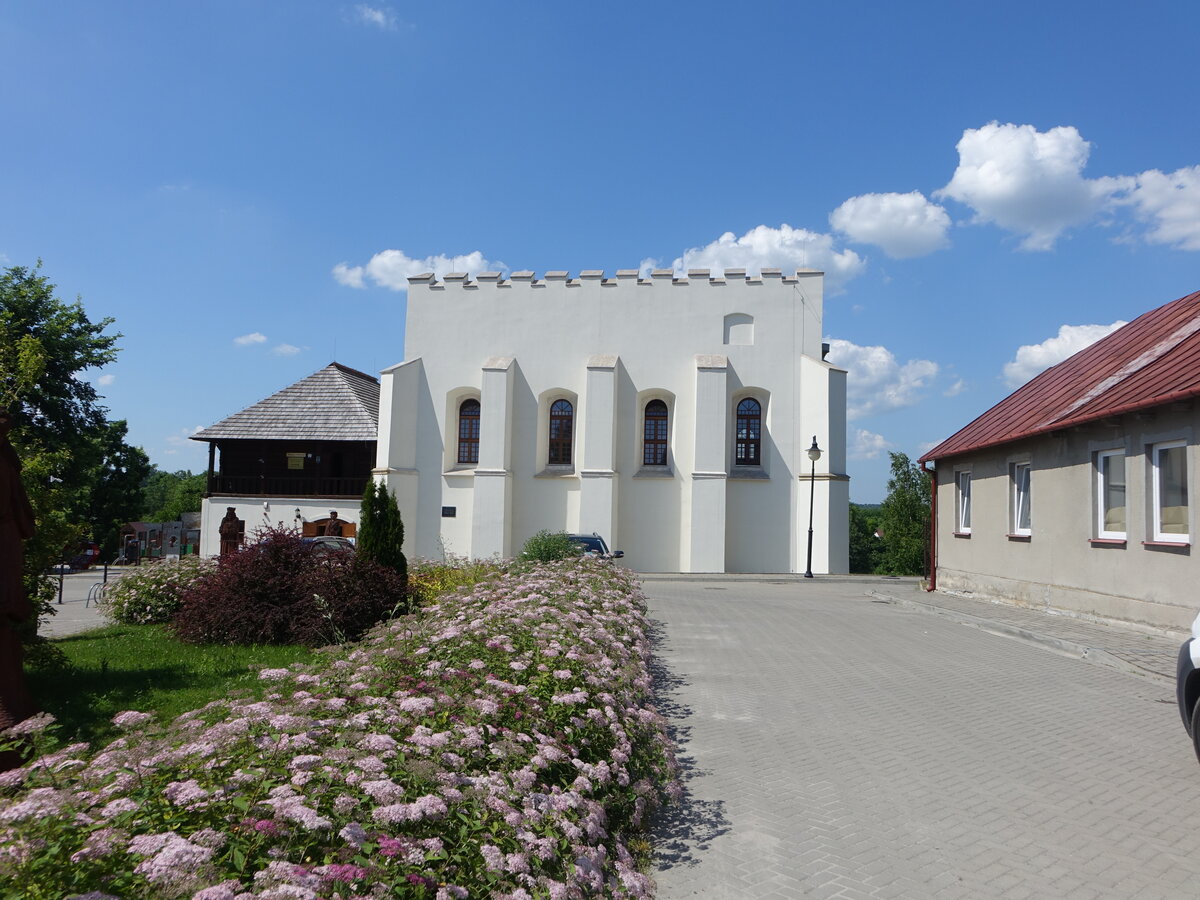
1011, 461, 1031, 536
1096, 449, 1126, 539
1152, 440, 1189, 542
955, 471, 972, 534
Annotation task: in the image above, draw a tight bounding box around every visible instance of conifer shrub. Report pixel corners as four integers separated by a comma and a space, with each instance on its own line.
357, 481, 408, 587
170, 527, 406, 646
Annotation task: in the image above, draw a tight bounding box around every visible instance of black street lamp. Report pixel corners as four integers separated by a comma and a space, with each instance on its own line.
804, 436, 822, 579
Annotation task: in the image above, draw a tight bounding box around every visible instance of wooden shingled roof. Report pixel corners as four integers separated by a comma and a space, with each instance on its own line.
921, 290, 1200, 463
191, 362, 379, 442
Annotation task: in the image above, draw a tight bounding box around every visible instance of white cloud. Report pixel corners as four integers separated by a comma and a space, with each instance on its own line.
829, 191, 951, 258
333, 250, 505, 292
1002, 321, 1126, 388
824, 338, 939, 419
943, 378, 966, 397
850, 428, 892, 460
165, 426, 203, 450
353, 4, 398, 30
96, 373, 115, 386
671, 224, 865, 293
1118, 166, 1200, 251
272, 343, 302, 357
331, 263, 365, 289
234, 332, 267, 346
936, 122, 1128, 251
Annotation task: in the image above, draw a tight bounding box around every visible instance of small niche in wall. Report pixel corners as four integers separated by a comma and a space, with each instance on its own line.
442, 506, 456, 518
724, 313, 754, 345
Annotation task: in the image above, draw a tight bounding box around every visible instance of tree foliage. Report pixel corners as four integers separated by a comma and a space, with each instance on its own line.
0, 263, 119, 445
82, 421, 152, 558
876, 452, 932, 576
357, 481, 408, 586
141, 468, 206, 523
848, 503, 883, 574
0, 263, 128, 631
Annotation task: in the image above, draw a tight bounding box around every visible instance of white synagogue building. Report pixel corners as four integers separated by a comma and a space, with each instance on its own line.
376, 266, 849, 574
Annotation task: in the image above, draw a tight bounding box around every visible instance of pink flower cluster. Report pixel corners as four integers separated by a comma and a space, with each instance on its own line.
0, 559, 678, 898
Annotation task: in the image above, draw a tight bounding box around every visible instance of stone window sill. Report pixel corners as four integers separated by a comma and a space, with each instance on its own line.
1006, 533, 1031, 542
729, 468, 770, 481
535, 466, 576, 478
634, 467, 674, 479
1089, 538, 1126, 546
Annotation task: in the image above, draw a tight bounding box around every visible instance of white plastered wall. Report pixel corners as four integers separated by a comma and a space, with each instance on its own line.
198, 496, 364, 557
378, 268, 849, 572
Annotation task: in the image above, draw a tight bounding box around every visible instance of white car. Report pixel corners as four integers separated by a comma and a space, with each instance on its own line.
1176, 612, 1200, 760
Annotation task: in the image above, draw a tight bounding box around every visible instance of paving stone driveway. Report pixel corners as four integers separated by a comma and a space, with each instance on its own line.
645, 577, 1200, 899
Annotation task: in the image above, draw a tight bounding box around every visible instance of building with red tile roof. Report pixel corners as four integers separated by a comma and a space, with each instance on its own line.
921, 290, 1200, 630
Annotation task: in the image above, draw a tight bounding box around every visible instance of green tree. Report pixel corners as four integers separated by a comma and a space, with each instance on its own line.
876, 452, 932, 576
141, 467, 206, 523
1, 263, 123, 632
0, 263, 119, 447
357, 481, 407, 585
82, 420, 153, 558
848, 503, 882, 574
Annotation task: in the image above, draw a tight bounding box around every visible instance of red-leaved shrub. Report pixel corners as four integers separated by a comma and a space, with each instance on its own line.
171, 527, 410, 646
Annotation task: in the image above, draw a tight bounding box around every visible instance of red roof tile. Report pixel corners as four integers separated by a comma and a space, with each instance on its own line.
920, 290, 1200, 463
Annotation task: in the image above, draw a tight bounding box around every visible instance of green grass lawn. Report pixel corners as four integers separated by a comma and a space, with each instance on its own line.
26, 625, 315, 749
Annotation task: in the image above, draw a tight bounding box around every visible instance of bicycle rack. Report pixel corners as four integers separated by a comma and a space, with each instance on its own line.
86, 582, 107, 608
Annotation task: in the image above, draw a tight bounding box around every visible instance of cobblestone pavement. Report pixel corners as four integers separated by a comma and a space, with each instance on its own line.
38, 569, 123, 637
875, 583, 1185, 683
644, 576, 1200, 899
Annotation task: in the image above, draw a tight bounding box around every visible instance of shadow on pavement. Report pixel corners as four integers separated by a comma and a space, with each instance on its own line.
646, 619, 732, 869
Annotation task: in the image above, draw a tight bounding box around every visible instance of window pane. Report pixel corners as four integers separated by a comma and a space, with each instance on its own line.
548, 400, 573, 465
1014, 464, 1031, 532
735, 398, 762, 467
643, 400, 669, 466
959, 473, 971, 530
1158, 445, 1188, 535
1101, 453, 1125, 534
458, 399, 480, 464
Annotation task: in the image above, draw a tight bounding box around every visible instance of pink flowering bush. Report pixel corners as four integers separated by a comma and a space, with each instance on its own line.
0, 560, 678, 898
101, 556, 216, 625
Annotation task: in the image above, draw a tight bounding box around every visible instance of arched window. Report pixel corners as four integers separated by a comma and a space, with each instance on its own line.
643, 399, 669, 466
457, 398, 480, 464
548, 399, 574, 465
735, 398, 762, 466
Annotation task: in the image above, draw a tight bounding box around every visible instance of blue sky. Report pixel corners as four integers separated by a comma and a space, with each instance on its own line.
2, 1, 1198, 502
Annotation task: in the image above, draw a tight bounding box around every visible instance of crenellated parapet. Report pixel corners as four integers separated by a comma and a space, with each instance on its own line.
408, 268, 824, 289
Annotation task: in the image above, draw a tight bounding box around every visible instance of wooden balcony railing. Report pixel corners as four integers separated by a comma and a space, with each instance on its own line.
207, 474, 368, 498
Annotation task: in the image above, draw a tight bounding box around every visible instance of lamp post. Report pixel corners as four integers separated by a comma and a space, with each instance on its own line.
804, 436, 822, 579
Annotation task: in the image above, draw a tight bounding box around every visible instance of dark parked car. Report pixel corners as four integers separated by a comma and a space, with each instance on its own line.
1176, 612, 1200, 760
567, 533, 624, 560
67, 541, 100, 570
301, 536, 356, 557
